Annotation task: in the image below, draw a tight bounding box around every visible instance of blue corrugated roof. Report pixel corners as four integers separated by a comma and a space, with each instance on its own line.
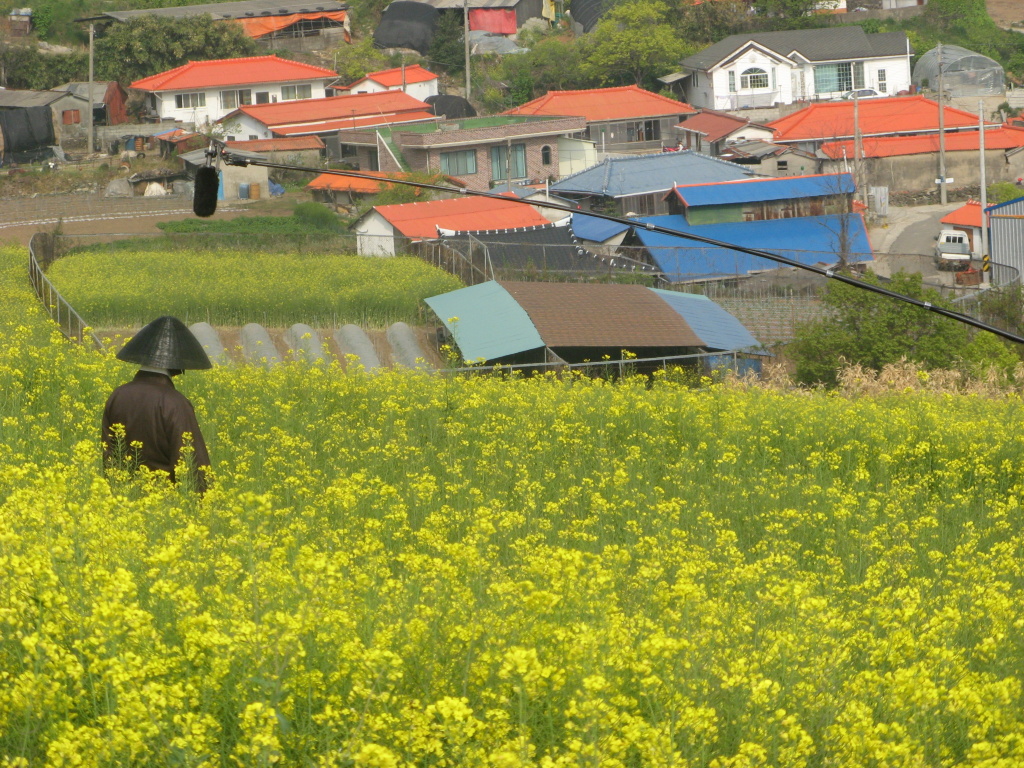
424, 281, 544, 362
673, 173, 855, 207
634, 213, 873, 281
570, 213, 631, 242
986, 195, 1024, 213
650, 289, 763, 352
551, 151, 752, 198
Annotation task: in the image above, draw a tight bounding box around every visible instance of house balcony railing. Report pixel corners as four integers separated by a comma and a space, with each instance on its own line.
718, 91, 782, 110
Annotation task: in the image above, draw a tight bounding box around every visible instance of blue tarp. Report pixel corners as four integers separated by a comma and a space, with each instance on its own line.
635, 213, 873, 281
551, 150, 752, 198
673, 173, 855, 207
650, 289, 763, 353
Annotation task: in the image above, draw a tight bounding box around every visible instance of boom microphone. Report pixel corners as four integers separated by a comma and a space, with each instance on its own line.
193, 165, 219, 218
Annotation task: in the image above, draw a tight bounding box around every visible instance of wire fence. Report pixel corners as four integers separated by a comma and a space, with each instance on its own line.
28, 233, 104, 350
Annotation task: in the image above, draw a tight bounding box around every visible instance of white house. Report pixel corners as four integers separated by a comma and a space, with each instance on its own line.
130, 55, 339, 129
674, 27, 912, 110
341, 64, 440, 101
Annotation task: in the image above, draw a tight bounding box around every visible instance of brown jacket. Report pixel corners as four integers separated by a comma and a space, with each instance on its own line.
102, 371, 211, 492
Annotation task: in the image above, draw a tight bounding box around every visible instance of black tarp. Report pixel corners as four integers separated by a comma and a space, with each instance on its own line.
568, 0, 610, 33
0, 105, 56, 157
373, 1, 438, 55
426, 94, 477, 119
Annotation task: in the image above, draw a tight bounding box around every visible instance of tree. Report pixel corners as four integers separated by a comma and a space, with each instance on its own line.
428, 11, 465, 76
482, 33, 588, 109
0, 45, 87, 89
577, 0, 690, 89
749, 0, 831, 31
94, 15, 258, 85
790, 271, 1001, 387
677, 0, 752, 45
333, 36, 391, 86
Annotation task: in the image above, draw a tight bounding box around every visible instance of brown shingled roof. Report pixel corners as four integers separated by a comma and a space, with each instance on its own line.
500, 282, 702, 348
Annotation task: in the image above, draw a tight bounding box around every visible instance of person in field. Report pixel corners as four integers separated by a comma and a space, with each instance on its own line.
102, 316, 213, 493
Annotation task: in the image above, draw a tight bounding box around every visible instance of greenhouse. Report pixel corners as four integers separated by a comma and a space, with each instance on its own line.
912, 45, 1004, 98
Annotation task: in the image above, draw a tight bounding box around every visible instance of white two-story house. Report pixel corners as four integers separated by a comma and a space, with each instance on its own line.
130, 55, 339, 129
673, 27, 912, 111
340, 64, 440, 102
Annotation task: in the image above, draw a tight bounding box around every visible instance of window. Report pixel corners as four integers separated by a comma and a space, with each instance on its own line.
777, 160, 788, 172
255, 92, 270, 104
248, 135, 258, 140
878, 69, 887, 93
220, 90, 252, 109
62, 109, 81, 124
440, 149, 477, 175
813, 62, 865, 94
625, 120, 660, 143
281, 84, 313, 100
541, 145, 551, 165
740, 67, 769, 89
490, 143, 526, 181
174, 92, 206, 110
728, 71, 736, 93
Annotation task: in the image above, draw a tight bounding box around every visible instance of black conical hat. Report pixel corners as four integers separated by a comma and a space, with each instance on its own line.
117, 316, 212, 370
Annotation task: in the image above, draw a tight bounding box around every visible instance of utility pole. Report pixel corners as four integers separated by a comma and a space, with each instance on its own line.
853, 92, 866, 209
463, 0, 471, 100
979, 98, 988, 265
937, 42, 947, 205
87, 22, 95, 155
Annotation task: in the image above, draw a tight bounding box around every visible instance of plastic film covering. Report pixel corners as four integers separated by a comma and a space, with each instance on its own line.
240, 323, 281, 367
913, 45, 1004, 98
373, 1, 438, 55
386, 321, 430, 369
284, 323, 327, 363
189, 322, 229, 365
334, 324, 382, 371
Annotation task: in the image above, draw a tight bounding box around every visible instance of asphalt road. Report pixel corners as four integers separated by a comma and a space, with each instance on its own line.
887, 204, 960, 257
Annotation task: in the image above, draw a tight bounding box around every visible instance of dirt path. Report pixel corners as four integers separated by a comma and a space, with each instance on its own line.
987, 0, 1022, 29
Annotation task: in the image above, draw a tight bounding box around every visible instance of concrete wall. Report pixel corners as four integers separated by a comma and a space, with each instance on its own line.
822, 148, 1024, 193
403, 135, 561, 191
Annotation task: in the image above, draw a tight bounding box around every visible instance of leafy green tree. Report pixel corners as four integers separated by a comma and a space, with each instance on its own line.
987, 181, 1022, 205
333, 36, 392, 86
427, 10, 465, 76
677, 0, 752, 45
482, 33, 588, 108
94, 15, 258, 84
577, 0, 690, 89
0, 45, 87, 89
790, 271, 1002, 386
750, 0, 830, 30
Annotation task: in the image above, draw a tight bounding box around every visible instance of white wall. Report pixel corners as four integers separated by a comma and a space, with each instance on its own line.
352, 79, 439, 101
355, 210, 397, 256
558, 137, 596, 178
154, 79, 332, 128
222, 113, 274, 141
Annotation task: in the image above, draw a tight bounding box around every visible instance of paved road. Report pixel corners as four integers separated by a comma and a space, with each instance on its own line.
886, 203, 961, 256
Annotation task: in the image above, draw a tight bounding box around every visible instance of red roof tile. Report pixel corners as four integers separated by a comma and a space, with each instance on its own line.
226, 136, 325, 152
227, 91, 430, 127
272, 111, 437, 135
821, 126, 1024, 159
768, 95, 984, 143
677, 110, 763, 143
131, 55, 337, 91
373, 196, 549, 240
349, 64, 438, 89
942, 200, 983, 228
505, 85, 695, 122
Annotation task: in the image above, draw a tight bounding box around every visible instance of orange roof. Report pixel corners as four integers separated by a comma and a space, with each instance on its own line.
820, 126, 1024, 159
131, 55, 337, 92
308, 170, 462, 194
941, 200, 983, 228
506, 85, 696, 122
272, 111, 437, 135
768, 95, 984, 143
226, 136, 325, 152
226, 91, 430, 128
372, 196, 549, 240
350, 64, 437, 89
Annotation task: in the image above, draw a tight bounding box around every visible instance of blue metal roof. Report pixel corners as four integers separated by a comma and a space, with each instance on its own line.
673, 173, 855, 207
650, 289, 762, 352
570, 212, 631, 242
634, 213, 873, 281
986, 195, 1024, 213
424, 281, 544, 362
551, 151, 752, 198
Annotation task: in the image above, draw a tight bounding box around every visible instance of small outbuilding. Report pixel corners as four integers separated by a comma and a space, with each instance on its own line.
424, 280, 763, 372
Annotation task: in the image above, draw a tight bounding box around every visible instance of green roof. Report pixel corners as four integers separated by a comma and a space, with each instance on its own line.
424, 281, 544, 362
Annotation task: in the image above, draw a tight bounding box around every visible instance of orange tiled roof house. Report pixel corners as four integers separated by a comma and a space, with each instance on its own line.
130, 55, 339, 128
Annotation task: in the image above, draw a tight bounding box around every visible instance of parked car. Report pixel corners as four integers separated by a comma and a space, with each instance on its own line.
841, 88, 885, 100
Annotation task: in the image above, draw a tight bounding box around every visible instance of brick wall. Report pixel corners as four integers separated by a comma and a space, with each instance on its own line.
714, 296, 826, 345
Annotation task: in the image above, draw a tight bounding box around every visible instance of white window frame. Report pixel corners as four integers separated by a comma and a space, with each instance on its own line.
175, 92, 205, 109
740, 68, 769, 90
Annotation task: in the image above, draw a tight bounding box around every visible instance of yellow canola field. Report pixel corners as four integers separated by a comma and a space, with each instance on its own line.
2, 245, 1024, 767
